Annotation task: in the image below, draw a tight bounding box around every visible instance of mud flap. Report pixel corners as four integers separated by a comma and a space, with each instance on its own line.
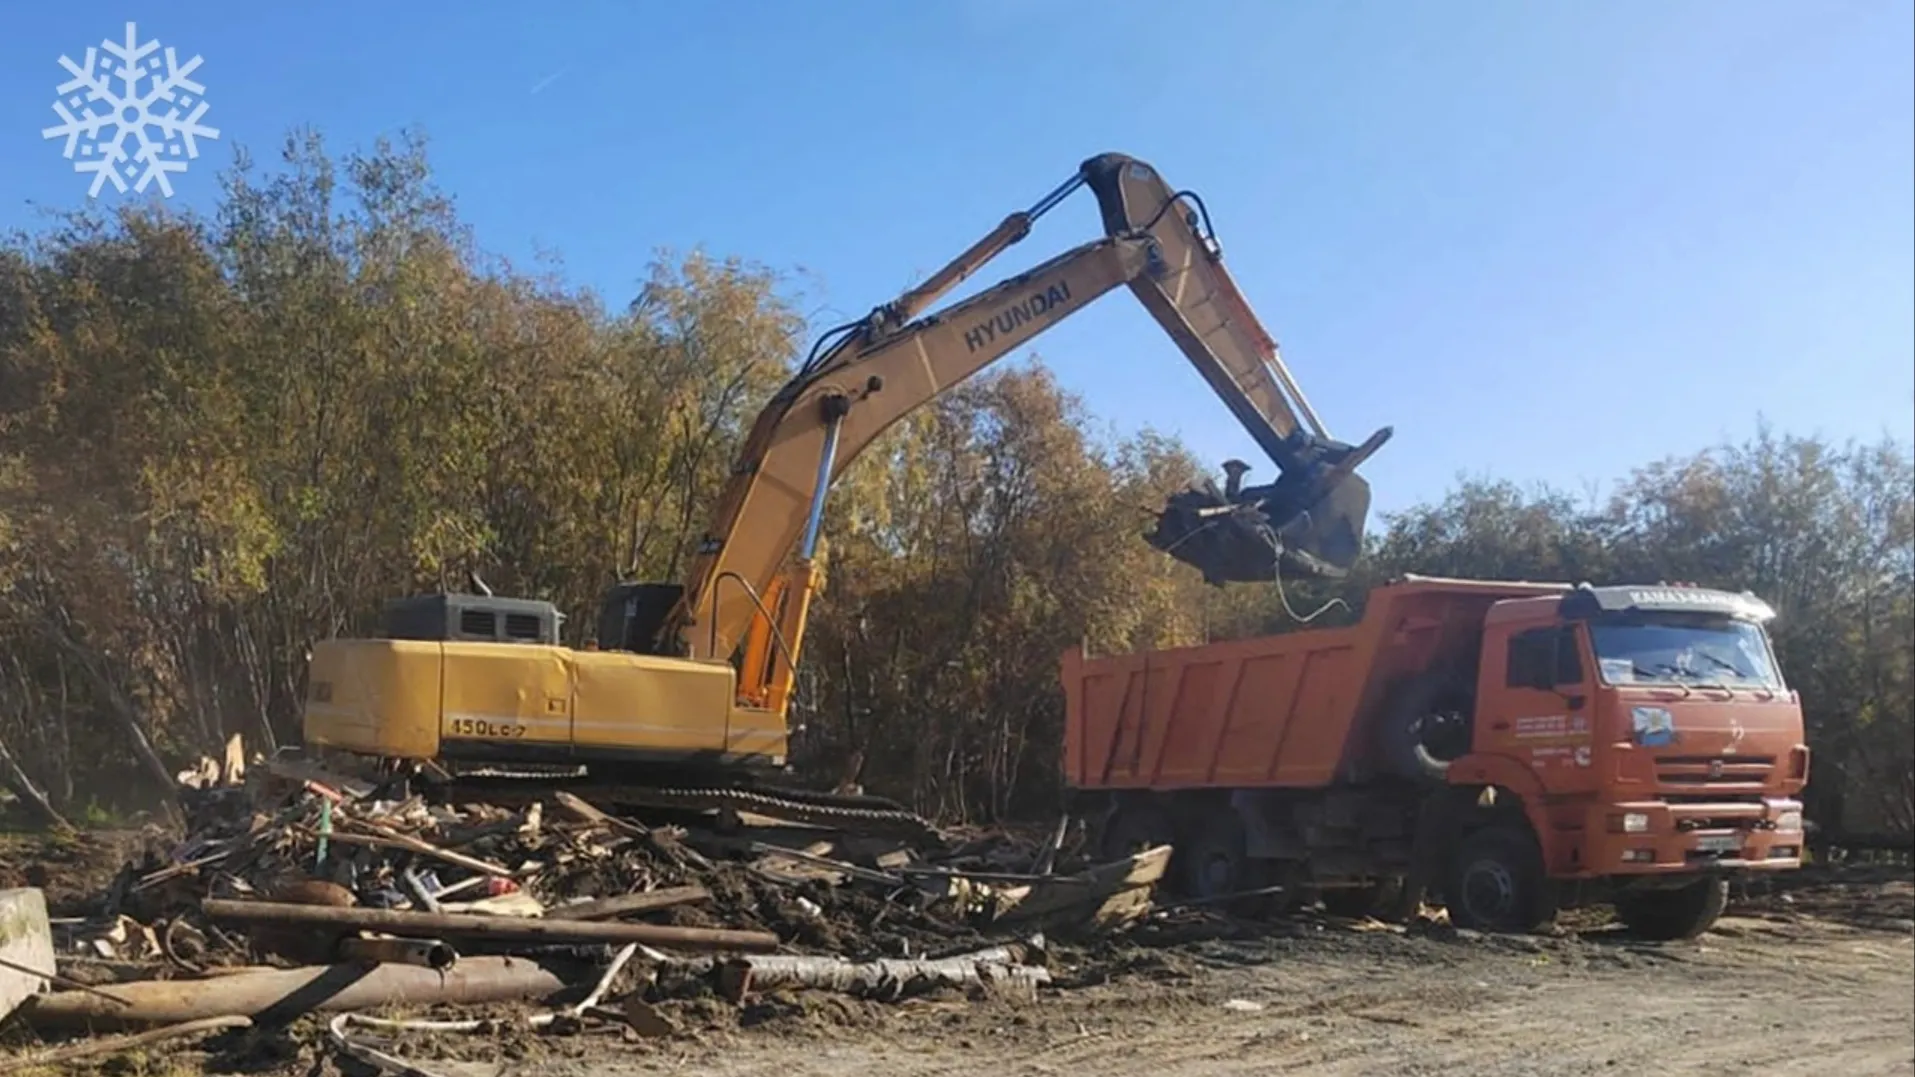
1401, 788, 1466, 919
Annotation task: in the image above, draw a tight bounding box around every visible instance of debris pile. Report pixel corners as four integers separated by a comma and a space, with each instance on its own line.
2, 751, 1171, 1073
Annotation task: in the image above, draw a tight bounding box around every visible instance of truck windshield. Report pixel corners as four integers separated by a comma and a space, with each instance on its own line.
1588, 616, 1783, 689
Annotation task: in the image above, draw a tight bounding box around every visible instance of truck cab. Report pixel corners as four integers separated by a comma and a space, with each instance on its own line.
1442, 582, 1808, 935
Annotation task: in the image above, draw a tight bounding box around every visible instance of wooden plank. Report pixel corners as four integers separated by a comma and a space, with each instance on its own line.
546, 886, 711, 922
0, 889, 56, 1022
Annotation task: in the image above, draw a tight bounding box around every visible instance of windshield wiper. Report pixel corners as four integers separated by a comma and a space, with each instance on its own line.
1685, 654, 1746, 696
1693, 651, 1746, 678
1635, 664, 1692, 697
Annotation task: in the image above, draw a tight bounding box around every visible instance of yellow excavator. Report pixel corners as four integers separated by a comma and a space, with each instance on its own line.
299, 152, 1392, 835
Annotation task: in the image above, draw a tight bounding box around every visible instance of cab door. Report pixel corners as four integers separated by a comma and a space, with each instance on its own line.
1479, 622, 1598, 792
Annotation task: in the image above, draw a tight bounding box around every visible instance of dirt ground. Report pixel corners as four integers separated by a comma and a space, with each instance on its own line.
6, 834, 1910, 1076
549, 869, 1915, 1077
196, 864, 1915, 1077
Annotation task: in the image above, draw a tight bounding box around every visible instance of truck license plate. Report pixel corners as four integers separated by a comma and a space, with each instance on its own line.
1695, 834, 1741, 854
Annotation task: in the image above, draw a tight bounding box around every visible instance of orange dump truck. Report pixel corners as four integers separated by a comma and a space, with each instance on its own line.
1060, 574, 1809, 939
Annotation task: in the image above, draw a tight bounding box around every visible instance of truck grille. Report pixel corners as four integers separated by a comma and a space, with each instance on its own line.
1656, 755, 1775, 787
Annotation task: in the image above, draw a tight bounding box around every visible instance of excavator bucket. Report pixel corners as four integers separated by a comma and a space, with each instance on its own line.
1145, 429, 1387, 585
1275, 469, 1372, 578
1147, 471, 1371, 584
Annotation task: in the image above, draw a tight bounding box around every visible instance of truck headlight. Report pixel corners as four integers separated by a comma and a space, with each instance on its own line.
1775, 810, 1802, 832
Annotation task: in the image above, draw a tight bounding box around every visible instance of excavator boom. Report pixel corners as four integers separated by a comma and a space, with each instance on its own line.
666, 153, 1392, 663
299, 152, 1391, 823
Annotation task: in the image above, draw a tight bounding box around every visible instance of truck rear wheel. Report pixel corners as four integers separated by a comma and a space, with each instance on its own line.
1442, 824, 1557, 933
1180, 808, 1251, 902
1100, 799, 1177, 862
1612, 877, 1729, 941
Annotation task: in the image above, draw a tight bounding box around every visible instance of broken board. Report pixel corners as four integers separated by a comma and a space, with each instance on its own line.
0, 888, 55, 1021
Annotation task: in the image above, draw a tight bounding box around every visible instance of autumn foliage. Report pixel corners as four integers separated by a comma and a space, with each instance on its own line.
2, 134, 1908, 841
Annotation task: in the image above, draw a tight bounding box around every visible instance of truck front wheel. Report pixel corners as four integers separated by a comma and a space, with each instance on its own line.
1442, 824, 1558, 933
1612, 877, 1729, 941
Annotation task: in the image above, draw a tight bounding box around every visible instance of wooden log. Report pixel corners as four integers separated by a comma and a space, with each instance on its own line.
23, 956, 569, 1031
546, 885, 710, 922
715, 947, 1051, 1003
200, 898, 777, 952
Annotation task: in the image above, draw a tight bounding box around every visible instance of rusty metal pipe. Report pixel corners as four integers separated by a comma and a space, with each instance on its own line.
200, 898, 778, 952
22, 955, 569, 1031
336, 935, 458, 971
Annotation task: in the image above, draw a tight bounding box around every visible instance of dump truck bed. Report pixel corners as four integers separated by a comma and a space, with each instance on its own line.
1060, 576, 1570, 792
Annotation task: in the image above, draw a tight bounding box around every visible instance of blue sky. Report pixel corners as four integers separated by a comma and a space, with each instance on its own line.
3, 1, 1909, 523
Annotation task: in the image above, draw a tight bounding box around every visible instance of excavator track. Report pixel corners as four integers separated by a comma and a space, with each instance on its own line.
431, 768, 946, 847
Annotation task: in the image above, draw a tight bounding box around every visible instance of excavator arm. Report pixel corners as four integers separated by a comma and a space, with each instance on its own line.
656, 153, 1392, 680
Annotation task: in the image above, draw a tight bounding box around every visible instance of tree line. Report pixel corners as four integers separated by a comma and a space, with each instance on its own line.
2, 133, 1907, 839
